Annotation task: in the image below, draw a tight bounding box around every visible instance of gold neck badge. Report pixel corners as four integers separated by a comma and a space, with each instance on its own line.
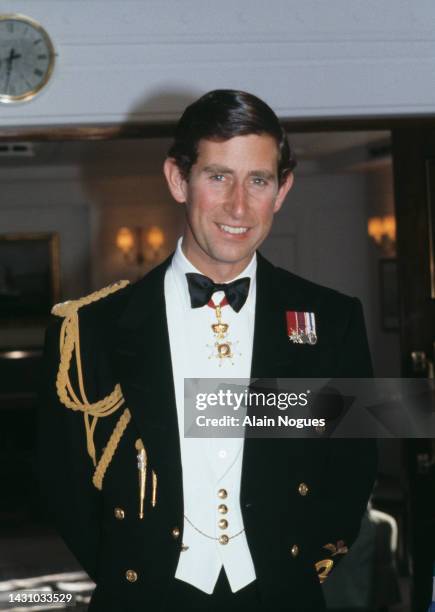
208, 299, 239, 365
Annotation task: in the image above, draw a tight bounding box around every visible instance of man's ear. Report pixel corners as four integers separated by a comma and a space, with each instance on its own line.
163, 158, 188, 204
273, 171, 294, 213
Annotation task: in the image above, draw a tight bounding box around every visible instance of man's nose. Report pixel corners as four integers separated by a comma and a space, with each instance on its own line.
223, 182, 248, 218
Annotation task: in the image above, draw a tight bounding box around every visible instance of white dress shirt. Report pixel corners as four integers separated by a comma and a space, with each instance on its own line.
164, 237, 257, 594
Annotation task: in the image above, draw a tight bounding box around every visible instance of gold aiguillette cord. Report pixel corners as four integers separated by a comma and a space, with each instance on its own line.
135, 439, 147, 519
151, 470, 157, 508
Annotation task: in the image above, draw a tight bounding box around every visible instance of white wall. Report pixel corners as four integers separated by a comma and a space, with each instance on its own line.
1, 0, 434, 127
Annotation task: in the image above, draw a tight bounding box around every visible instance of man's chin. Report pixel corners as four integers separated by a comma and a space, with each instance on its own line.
208, 246, 256, 266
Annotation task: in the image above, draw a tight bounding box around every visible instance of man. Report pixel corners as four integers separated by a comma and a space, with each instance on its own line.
39, 90, 377, 611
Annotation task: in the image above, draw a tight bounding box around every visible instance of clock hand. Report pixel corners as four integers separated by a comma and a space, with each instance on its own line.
5, 69, 11, 94
4, 48, 21, 66
4, 49, 11, 70
5, 49, 13, 93
2, 48, 21, 69
4, 48, 21, 94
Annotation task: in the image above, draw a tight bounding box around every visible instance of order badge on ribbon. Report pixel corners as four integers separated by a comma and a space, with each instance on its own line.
286, 310, 318, 345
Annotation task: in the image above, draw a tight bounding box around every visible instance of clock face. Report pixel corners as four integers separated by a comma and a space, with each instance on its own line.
0, 14, 55, 103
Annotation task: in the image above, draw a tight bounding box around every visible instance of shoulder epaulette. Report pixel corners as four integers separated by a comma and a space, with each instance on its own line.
53, 280, 131, 471
52, 279, 130, 318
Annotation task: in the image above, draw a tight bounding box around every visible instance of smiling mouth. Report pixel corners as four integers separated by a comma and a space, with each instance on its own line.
218, 223, 250, 235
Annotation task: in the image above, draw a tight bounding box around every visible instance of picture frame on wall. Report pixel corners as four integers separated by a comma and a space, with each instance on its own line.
379, 258, 400, 331
0, 232, 60, 325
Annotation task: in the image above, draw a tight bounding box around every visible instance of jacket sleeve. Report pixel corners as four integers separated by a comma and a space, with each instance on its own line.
37, 319, 102, 581
309, 439, 378, 583
312, 297, 378, 583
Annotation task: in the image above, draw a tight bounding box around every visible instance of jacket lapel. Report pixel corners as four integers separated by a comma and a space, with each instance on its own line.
250, 252, 319, 379
250, 253, 290, 379
242, 253, 304, 506
112, 256, 183, 511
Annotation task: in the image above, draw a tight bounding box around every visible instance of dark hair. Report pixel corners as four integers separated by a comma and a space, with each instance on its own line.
168, 89, 296, 185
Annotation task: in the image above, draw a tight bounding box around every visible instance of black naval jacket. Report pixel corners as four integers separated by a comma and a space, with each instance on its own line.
38, 253, 377, 612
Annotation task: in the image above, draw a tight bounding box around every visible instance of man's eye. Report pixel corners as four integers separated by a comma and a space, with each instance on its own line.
252, 177, 267, 186
210, 174, 225, 182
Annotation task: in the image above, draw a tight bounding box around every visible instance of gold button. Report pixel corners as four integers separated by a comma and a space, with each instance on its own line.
218, 504, 228, 514
219, 534, 229, 545
114, 507, 125, 520
218, 519, 228, 529
298, 482, 309, 496
218, 488, 228, 499
125, 569, 137, 582
291, 544, 299, 558
172, 527, 180, 539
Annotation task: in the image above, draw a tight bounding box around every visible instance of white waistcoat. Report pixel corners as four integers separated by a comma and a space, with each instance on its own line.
164, 239, 257, 594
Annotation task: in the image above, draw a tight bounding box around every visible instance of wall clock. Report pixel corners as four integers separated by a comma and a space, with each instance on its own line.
0, 14, 55, 103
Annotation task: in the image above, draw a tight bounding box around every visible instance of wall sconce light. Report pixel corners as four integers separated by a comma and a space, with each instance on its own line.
116, 227, 135, 256
116, 225, 165, 265
368, 214, 396, 256
146, 225, 165, 253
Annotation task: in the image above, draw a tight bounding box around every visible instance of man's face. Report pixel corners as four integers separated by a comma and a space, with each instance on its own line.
164, 133, 293, 279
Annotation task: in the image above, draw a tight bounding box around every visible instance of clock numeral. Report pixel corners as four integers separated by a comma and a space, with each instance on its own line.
37, 54, 48, 60
34, 68, 43, 77
33, 39, 42, 45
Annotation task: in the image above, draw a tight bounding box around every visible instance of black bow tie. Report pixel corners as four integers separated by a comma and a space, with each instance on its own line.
185, 273, 251, 313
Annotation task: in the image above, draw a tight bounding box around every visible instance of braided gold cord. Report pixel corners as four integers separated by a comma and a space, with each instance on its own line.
52, 280, 130, 466
51, 281, 129, 318
92, 408, 132, 490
